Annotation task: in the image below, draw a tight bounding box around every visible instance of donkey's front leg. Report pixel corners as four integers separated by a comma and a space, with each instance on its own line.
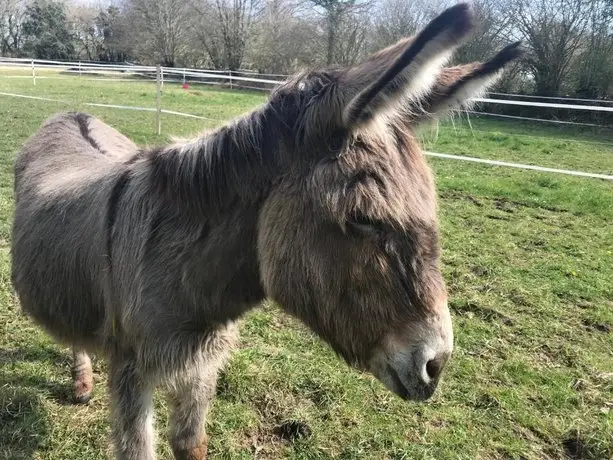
72, 348, 93, 404
109, 357, 155, 460
167, 365, 219, 460
168, 323, 237, 460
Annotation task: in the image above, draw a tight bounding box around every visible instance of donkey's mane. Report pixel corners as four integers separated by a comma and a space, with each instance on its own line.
141, 105, 282, 217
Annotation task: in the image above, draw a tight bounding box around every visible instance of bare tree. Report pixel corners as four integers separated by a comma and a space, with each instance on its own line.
68, 4, 102, 60
0, 0, 26, 56
190, 0, 259, 70
96, 5, 133, 62
369, 0, 442, 51
575, 0, 613, 97
332, 5, 369, 65
309, 0, 369, 65
453, 0, 510, 63
247, 0, 318, 73
127, 0, 190, 66
509, 0, 591, 96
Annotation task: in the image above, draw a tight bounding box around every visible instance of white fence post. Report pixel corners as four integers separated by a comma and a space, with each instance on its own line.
160, 67, 164, 90
31, 60, 36, 86
155, 65, 162, 135
182, 68, 186, 85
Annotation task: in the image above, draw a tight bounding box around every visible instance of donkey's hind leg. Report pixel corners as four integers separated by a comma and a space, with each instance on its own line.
72, 348, 94, 404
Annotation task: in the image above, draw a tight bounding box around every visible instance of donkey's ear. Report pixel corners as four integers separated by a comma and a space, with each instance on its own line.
342, 3, 476, 129
410, 41, 525, 123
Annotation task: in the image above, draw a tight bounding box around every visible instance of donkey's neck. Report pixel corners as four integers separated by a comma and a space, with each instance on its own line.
146, 105, 280, 218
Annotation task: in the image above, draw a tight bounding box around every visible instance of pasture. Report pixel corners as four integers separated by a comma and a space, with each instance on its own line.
0, 73, 612, 459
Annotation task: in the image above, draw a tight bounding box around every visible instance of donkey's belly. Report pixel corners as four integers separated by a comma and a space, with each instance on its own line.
15, 274, 106, 348
12, 201, 109, 349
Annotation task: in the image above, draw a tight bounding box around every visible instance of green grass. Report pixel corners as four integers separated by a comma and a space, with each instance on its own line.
0, 73, 612, 460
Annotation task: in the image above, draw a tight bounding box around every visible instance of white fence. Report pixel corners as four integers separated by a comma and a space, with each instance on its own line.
0, 56, 611, 180
0, 57, 283, 90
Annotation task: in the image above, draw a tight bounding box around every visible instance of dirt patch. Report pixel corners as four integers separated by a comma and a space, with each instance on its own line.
562, 430, 594, 459
472, 392, 502, 410
518, 238, 548, 251
506, 289, 534, 308
273, 420, 312, 442
494, 198, 517, 213
438, 190, 483, 207
469, 264, 492, 277
439, 190, 573, 215
485, 213, 511, 221
450, 299, 514, 325
581, 318, 612, 334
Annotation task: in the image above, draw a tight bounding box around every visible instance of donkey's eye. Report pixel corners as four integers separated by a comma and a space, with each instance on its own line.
346, 215, 381, 237
328, 132, 346, 154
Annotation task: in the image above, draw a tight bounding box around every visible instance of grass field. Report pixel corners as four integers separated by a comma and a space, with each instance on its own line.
0, 73, 612, 460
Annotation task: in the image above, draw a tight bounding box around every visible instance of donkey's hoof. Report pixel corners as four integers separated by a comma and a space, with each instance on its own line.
73, 392, 92, 404
73, 381, 93, 404
172, 439, 208, 460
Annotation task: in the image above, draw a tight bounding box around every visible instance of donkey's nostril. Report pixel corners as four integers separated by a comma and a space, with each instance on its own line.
425, 357, 445, 381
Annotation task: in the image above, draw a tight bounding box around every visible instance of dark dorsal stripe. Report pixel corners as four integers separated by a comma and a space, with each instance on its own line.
73, 112, 104, 153
106, 169, 132, 268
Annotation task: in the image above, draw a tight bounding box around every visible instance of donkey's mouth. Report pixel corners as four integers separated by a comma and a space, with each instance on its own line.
385, 364, 436, 402
386, 364, 410, 399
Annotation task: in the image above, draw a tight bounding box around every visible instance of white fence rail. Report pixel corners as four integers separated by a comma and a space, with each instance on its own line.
0, 56, 611, 180
0, 57, 283, 89
2, 57, 613, 109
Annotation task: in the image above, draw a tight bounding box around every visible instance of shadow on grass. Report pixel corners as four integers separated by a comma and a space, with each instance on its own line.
0, 345, 75, 404
0, 344, 74, 459
0, 386, 49, 460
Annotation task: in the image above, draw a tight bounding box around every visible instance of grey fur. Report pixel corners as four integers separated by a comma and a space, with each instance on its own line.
11, 5, 522, 459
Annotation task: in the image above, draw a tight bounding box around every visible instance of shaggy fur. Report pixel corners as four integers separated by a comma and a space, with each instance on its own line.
11, 4, 522, 459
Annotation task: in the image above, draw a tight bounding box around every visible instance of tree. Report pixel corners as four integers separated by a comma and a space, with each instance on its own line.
369, 0, 440, 51
69, 4, 102, 61
0, 0, 26, 56
190, 0, 260, 70
508, 0, 591, 96
331, 4, 369, 65
453, 0, 510, 64
22, 1, 75, 60
126, 0, 190, 66
309, 0, 369, 65
247, 0, 318, 73
96, 6, 132, 62
574, 0, 613, 97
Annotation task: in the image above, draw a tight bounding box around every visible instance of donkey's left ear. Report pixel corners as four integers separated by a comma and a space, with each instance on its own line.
341, 3, 476, 129
408, 41, 525, 123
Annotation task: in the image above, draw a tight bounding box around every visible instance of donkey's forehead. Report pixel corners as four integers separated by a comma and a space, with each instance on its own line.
273, 70, 338, 98
311, 121, 437, 226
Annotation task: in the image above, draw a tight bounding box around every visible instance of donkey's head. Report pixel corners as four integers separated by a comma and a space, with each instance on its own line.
258, 3, 522, 400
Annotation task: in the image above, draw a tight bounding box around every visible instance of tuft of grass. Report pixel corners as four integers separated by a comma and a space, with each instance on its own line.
0, 73, 612, 459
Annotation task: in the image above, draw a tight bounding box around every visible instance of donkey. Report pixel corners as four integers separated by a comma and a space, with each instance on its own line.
11, 4, 522, 459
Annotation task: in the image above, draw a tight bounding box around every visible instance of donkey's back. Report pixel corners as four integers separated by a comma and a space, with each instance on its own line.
12, 112, 136, 348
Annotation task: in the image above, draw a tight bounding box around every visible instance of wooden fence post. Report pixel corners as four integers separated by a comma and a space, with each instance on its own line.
156, 65, 162, 135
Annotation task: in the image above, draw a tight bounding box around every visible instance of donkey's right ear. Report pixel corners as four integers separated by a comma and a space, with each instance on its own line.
407, 41, 525, 123
342, 3, 476, 129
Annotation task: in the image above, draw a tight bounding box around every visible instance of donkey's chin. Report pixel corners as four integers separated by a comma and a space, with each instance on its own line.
374, 364, 438, 402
